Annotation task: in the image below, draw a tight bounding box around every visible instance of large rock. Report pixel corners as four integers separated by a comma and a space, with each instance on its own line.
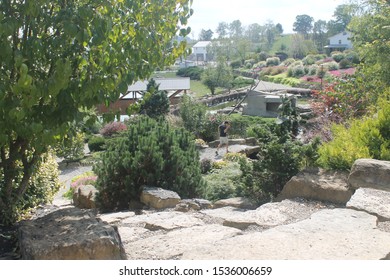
183, 209, 390, 260
18, 207, 126, 260
347, 188, 390, 221
276, 167, 353, 204
73, 185, 98, 209
348, 159, 390, 191
140, 186, 181, 209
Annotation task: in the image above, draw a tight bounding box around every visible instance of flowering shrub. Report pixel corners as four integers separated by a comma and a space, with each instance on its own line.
71, 175, 98, 189
70, 172, 97, 189
99, 121, 127, 137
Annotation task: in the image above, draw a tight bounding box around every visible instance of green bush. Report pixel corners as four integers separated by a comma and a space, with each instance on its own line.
339, 58, 352, 69
331, 51, 345, 62
88, 136, 106, 152
317, 99, 390, 170
55, 132, 85, 161
94, 116, 206, 211
176, 66, 204, 80
0, 150, 60, 224
324, 61, 339, 71
201, 162, 244, 201
230, 60, 242, 69
266, 57, 281, 67
344, 50, 360, 64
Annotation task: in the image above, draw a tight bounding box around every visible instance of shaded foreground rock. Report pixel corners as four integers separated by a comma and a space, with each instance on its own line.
276, 167, 353, 204
182, 209, 390, 260
348, 159, 390, 191
18, 207, 126, 260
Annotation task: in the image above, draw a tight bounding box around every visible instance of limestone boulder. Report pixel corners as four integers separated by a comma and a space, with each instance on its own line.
140, 186, 181, 209
18, 207, 126, 260
347, 188, 390, 221
73, 185, 98, 209
348, 159, 390, 191
276, 167, 353, 204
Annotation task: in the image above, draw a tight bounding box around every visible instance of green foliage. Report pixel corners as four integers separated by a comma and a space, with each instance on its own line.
88, 136, 106, 152
201, 59, 233, 95
349, 1, 390, 85
55, 132, 85, 161
317, 98, 390, 170
0, 151, 60, 225
0, 0, 192, 225
94, 116, 206, 211
139, 79, 170, 119
331, 51, 345, 63
201, 162, 244, 201
266, 57, 281, 67
176, 66, 204, 80
179, 94, 208, 138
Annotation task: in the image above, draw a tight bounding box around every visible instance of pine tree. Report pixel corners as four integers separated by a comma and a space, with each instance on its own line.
94, 116, 205, 211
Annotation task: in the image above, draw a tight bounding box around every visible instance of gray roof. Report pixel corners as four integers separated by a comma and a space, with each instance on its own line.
121, 78, 190, 99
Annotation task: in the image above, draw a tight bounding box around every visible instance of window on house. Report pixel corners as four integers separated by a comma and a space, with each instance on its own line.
339, 40, 342, 44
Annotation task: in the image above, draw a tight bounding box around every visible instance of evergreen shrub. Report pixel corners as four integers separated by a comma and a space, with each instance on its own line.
94, 116, 205, 211
88, 136, 106, 152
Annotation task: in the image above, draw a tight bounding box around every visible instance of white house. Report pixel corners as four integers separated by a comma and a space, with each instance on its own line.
325, 31, 353, 53
191, 41, 212, 62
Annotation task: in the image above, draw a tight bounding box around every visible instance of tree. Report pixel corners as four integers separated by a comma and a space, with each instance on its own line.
289, 34, 317, 59
0, 0, 193, 224
293, 14, 314, 39
199, 29, 214, 41
327, 3, 360, 36
216, 22, 229, 39
129, 79, 170, 119
229, 20, 244, 38
349, 0, 390, 86
313, 20, 328, 51
201, 58, 233, 95
246, 23, 264, 43
94, 116, 206, 211
275, 23, 284, 35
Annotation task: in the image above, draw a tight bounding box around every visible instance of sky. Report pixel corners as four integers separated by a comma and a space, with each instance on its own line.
186, 0, 349, 39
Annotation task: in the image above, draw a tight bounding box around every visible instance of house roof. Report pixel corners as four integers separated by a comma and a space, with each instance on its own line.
328, 31, 352, 40
192, 41, 211, 48
120, 78, 190, 99
324, 44, 350, 49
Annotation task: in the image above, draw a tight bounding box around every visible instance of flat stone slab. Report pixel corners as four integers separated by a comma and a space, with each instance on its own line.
122, 224, 242, 260
120, 211, 204, 231
183, 209, 390, 260
98, 211, 136, 224
347, 188, 390, 221
201, 199, 323, 230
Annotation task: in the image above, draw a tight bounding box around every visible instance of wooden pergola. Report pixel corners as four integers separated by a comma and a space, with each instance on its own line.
96, 77, 190, 115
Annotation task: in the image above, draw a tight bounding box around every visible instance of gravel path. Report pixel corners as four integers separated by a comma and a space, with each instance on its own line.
54, 163, 93, 207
